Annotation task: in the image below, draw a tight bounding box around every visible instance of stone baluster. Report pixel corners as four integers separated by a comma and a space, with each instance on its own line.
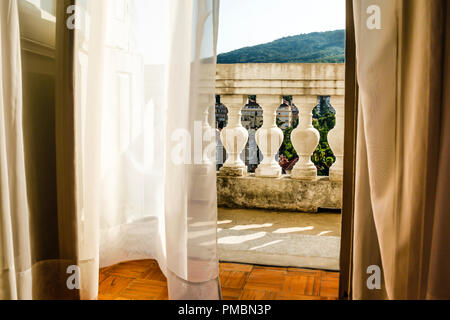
219, 95, 248, 176
195, 92, 216, 167
291, 96, 320, 180
255, 95, 284, 178
328, 96, 345, 181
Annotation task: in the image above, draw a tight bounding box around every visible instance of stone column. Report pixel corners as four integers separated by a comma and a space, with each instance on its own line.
219, 95, 248, 176
328, 95, 345, 181
291, 95, 320, 180
255, 95, 283, 178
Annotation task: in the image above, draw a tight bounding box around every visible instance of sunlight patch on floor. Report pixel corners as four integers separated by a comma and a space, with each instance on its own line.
230, 223, 273, 231
218, 232, 267, 245
249, 240, 284, 251
273, 226, 314, 234
218, 220, 233, 225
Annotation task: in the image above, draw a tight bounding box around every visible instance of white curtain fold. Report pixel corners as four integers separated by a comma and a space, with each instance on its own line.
74, 0, 221, 299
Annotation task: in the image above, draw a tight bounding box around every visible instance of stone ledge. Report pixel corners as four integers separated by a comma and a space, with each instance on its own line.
217, 174, 342, 212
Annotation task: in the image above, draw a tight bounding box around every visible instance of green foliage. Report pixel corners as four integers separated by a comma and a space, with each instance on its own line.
278, 118, 297, 161
312, 99, 336, 176
218, 30, 345, 64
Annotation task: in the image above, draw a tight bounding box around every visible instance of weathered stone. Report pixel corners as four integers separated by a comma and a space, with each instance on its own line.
218, 166, 247, 177
329, 170, 344, 182
217, 174, 342, 212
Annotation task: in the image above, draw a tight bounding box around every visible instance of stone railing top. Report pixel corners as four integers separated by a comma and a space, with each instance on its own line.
216, 63, 345, 96
216, 63, 345, 81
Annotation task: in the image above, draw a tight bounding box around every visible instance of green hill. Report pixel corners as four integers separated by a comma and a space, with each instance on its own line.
217, 29, 345, 64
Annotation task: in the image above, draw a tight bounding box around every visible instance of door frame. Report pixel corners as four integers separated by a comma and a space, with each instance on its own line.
339, 0, 358, 300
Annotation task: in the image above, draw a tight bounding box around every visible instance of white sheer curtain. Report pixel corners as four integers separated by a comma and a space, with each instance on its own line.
74, 0, 221, 299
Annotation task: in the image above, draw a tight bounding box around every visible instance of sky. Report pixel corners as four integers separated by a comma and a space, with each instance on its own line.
218, 0, 346, 54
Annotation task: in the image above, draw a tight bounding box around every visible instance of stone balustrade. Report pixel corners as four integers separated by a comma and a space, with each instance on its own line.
215, 64, 345, 212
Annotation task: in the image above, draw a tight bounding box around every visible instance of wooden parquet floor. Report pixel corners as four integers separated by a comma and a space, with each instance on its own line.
98, 260, 339, 300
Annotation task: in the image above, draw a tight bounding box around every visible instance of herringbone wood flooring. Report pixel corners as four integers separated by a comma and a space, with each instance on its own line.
98, 260, 339, 300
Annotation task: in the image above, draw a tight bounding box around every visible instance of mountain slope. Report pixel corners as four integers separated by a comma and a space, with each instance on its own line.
218, 29, 345, 64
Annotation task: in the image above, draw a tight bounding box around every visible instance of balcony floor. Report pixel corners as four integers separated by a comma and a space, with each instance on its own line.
98, 260, 339, 300
218, 208, 341, 271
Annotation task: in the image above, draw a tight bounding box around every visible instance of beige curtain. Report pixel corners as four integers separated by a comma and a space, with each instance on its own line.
0, 0, 30, 299
0, 0, 91, 300
352, 0, 449, 299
